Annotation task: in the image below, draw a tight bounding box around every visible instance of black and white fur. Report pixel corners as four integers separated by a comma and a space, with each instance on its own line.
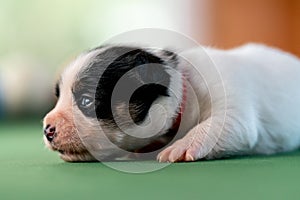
43, 44, 300, 162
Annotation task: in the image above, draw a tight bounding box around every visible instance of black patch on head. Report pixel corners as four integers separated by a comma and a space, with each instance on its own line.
96, 48, 171, 125
72, 46, 173, 125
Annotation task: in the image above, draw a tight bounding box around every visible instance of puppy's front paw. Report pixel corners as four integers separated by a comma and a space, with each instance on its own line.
157, 119, 221, 162
157, 137, 201, 162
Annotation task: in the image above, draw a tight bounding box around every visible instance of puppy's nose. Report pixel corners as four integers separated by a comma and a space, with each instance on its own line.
44, 124, 56, 142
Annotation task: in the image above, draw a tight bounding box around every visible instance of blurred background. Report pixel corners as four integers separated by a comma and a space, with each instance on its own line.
0, 0, 299, 122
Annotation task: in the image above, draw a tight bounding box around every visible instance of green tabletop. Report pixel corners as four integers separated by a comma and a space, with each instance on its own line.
0, 121, 299, 200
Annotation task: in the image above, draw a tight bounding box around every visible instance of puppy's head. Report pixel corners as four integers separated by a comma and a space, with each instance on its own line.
43, 45, 184, 162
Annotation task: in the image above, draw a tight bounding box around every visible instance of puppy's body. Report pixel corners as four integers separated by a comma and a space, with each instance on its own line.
162, 44, 300, 161
43, 43, 300, 162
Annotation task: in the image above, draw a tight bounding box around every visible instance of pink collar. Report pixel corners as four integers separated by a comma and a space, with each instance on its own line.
170, 74, 187, 131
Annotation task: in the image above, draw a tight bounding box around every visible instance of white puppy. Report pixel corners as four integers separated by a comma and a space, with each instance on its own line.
43, 43, 300, 162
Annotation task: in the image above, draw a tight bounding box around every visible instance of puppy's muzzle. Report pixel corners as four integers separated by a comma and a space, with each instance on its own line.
43, 124, 56, 142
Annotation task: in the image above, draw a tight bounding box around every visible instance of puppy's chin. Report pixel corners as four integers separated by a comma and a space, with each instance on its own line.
43, 136, 95, 162
59, 151, 96, 162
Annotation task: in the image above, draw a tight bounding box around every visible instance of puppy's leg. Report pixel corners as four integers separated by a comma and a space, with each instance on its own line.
157, 117, 221, 162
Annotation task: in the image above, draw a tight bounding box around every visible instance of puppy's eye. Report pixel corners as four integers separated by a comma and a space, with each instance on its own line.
80, 95, 94, 108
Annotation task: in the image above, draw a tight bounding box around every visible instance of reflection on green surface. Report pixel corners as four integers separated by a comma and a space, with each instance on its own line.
0, 121, 299, 200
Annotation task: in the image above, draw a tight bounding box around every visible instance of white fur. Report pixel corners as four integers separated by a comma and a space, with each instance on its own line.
158, 44, 300, 161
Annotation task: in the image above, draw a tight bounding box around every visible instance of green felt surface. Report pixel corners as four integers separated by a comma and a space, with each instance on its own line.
0, 121, 300, 200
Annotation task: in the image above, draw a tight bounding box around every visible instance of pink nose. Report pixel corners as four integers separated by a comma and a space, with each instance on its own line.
43, 124, 56, 142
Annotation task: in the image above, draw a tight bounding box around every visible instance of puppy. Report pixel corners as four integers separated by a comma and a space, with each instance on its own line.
43, 44, 300, 162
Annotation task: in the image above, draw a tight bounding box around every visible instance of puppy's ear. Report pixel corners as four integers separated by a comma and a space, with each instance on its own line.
94, 47, 178, 125
131, 50, 180, 124
113, 49, 173, 124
